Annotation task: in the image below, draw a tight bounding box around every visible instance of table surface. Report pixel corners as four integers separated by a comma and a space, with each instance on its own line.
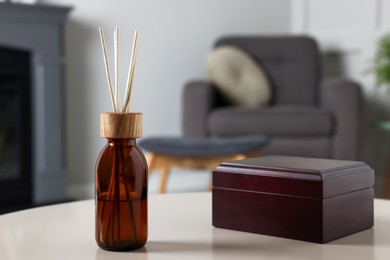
0, 193, 390, 260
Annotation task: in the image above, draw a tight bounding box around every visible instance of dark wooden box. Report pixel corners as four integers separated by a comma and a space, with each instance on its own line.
212, 155, 374, 243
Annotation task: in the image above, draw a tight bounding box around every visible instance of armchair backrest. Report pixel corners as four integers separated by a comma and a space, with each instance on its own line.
215, 36, 320, 106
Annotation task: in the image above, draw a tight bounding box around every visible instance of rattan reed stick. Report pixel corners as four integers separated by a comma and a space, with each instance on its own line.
98, 27, 117, 112
114, 26, 119, 112
122, 29, 139, 112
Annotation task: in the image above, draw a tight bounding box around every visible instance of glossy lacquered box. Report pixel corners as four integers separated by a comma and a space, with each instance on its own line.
212, 155, 374, 243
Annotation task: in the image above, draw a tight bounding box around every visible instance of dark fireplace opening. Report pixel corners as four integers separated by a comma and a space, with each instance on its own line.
0, 46, 32, 213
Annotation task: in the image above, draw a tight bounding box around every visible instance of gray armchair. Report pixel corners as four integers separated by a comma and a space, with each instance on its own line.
182, 36, 362, 160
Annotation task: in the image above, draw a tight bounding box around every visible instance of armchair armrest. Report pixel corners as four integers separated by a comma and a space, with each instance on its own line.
182, 80, 215, 137
320, 79, 362, 160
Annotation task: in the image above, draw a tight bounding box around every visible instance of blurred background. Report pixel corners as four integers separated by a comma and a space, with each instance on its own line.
0, 0, 389, 211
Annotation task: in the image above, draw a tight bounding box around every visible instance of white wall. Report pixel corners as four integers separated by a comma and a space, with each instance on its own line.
291, 0, 390, 193
38, 0, 291, 198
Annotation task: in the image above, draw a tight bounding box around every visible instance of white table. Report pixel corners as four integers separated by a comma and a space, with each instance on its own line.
0, 193, 389, 260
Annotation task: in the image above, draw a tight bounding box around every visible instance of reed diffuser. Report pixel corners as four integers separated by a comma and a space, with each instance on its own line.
95, 26, 147, 251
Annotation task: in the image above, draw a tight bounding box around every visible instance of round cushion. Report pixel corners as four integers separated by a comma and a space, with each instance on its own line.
206, 46, 272, 107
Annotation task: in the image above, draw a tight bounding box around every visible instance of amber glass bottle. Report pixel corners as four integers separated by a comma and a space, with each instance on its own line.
95, 112, 148, 251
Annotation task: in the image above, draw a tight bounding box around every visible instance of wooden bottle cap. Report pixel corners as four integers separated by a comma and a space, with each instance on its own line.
100, 112, 142, 138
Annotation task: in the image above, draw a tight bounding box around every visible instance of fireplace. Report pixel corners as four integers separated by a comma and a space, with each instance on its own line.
0, 47, 32, 209
0, 3, 71, 211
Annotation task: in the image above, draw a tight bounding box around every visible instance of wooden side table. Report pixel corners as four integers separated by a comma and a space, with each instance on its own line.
140, 136, 269, 193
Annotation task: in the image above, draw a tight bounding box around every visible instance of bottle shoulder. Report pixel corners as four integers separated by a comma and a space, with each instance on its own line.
96, 141, 147, 169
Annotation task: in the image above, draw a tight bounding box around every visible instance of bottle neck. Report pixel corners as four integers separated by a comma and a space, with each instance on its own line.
107, 138, 137, 145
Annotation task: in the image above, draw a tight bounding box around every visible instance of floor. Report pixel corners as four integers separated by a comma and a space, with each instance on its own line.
0, 199, 74, 215
148, 168, 210, 194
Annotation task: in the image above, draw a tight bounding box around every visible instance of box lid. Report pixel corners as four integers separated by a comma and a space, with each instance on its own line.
213, 155, 374, 199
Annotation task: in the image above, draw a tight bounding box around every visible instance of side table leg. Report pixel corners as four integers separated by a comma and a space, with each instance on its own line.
159, 165, 170, 193
146, 152, 157, 175
207, 167, 215, 192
